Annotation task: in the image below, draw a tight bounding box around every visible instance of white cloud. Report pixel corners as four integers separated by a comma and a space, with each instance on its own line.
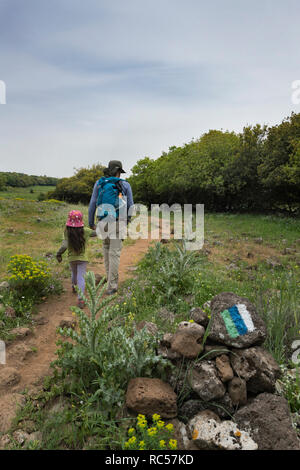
0, 0, 300, 177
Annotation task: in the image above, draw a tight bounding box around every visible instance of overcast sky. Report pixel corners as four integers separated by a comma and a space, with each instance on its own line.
0, 0, 300, 178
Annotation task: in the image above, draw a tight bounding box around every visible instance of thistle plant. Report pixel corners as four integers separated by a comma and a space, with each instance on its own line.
70, 271, 116, 354
54, 271, 170, 416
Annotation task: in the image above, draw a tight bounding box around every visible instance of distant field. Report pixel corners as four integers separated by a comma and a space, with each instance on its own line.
0, 185, 55, 201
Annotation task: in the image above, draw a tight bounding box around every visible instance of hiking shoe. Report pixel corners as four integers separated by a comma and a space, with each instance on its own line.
105, 288, 117, 296
77, 300, 85, 309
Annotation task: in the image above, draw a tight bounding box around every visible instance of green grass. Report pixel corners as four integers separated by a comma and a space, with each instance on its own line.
1, 205, 300, 449
0, 185, 55, 201
204, 212, 300, 249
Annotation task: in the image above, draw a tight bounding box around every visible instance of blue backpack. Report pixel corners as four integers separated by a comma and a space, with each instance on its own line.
96, 176, 125, 220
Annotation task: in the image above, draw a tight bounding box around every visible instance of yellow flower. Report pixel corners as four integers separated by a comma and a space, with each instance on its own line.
128, 428, 135, 436
139, 441, 145, 449
159, 440, 166, 449
157, 420, 165, 429
169, 439, 177, 450
165, 423, 174, 432
189, 319, 194, 323
152, 413, 161, 422
147, 427, 157, 436
137, 421, 146, 429
128, 436, 136, 445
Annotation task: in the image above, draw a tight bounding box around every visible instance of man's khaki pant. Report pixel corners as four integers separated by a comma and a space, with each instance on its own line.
98, 220, 125, 291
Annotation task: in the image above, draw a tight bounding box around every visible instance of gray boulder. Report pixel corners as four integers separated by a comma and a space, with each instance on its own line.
230, 347, 281, 393
188, 412, 258, 450
190, 307, 209, 327
234, 393, 300, 450
189, 361, 226, 401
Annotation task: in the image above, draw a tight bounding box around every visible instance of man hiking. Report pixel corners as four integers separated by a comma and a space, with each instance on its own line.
88, 160, 134, 295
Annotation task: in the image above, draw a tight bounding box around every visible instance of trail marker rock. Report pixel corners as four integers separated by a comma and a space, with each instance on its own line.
209, 292, 267, 348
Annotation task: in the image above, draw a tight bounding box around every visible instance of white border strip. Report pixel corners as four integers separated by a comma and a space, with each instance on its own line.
236, 303, 255, 332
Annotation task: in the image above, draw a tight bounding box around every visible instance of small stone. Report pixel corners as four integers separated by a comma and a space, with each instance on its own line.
215, 354, 234, 382
136, 321, 158, 336
159, 308, 175, 324
282, 247, 296, 255
34, 316, 48, 325
189, 361, 226, 401
0, 434, 11, 449
28, 431, 42, 442
12, 430, 30, 445
157, 345, 181, 361
184, 294, 195, 305
228, 377, 247, 406
190, 307, 209, 327
10, 327, 32, 339
59, 318, 76, 329
0, 367, 21, 391
170, 330, 204, 359
0, 281, 9, 290
160, 333, 173, 348
126, 378, 177, 419
177, 321, 205, 336
5, 306, 16, 318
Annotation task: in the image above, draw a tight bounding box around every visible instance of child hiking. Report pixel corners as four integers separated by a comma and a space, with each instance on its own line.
56, 210, 95, 308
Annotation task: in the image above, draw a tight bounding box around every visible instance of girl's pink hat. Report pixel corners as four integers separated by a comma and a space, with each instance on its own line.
66, 210, 84, 227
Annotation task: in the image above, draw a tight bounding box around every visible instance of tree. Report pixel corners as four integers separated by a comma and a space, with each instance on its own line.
48, 164, 105, 203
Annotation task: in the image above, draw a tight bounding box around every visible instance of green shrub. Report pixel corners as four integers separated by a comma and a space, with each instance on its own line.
6, 254, 63, 314
139, 241, 200, 304
277, 366, 300, 413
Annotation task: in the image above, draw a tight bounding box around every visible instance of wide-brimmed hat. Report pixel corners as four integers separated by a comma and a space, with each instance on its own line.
66, 210, 84, 228
108, 160, 126, 175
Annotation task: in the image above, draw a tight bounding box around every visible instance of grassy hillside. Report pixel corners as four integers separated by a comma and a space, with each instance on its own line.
0, 186, 55, 201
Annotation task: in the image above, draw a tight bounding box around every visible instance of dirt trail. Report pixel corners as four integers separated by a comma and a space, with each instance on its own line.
0, 237, 153, 432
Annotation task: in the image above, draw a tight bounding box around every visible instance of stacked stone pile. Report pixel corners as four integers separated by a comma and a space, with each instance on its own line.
125, 292, 300, 450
